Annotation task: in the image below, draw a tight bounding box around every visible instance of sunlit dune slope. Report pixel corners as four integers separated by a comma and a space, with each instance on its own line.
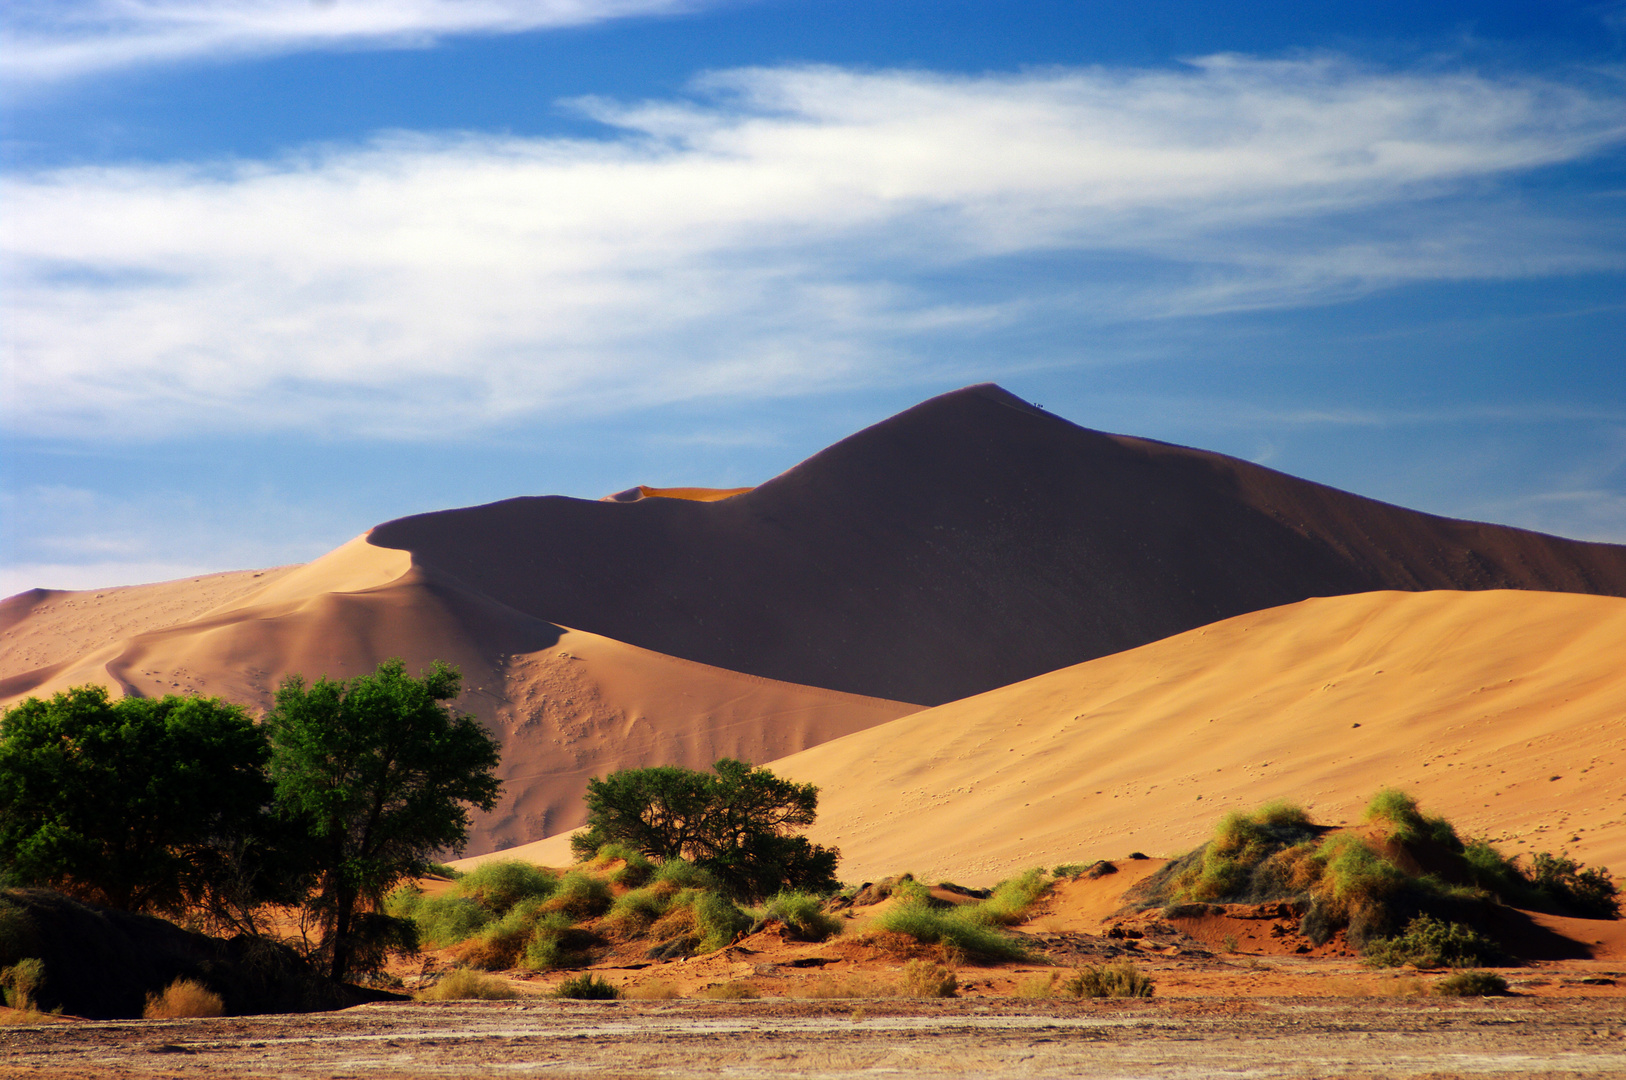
602, 485, 753, 502
0, 539, 916, 856
767, 590, 1626, 886
369, 384, 1626, 705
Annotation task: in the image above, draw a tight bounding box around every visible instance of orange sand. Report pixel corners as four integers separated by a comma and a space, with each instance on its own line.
766, 589, 1626, 886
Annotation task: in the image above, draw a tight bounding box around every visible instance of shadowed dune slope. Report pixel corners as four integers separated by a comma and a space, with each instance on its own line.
370, 384, 1626, 705
764, 590, 1626, 886
0, 544, 915, 857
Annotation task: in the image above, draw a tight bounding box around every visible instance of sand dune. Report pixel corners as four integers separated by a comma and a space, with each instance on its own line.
0, 544, 916, 855
602, 485, 753, 503
764, 589, 1626, 886
369, 384, 1626, 705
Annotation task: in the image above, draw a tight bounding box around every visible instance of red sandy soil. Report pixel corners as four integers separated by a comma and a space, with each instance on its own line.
767, 588, 1626, 883
367, 383, 1626, 705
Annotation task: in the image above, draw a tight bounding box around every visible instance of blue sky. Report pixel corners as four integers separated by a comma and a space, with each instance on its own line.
3, 0, 1624, 595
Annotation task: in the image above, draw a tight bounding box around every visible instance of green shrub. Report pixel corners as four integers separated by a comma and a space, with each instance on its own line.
457, 861, 557, 914
458, 898, 549, 970
1060, 963, 1154, 998
589, 844, 655, 888
1525, 853, 1620, 919
976, 868, 1049, 925
1174, 801, 1319, 903
1365, 915, 1503, 968
690, 890, 752, 953
553, 973, 621, 1000
604, 885, 674, 938
872, 900, 1030, 962
1314, 833, 1408, 940
1433, 970, 1509, 997
760, 891, 843, 941
524, 911, 595, 970
417, 967, 519, 1001
1364, 789, 1460, 848
651, 859, 719, 891
542, 870, 613, 920
394, 891, 493, 948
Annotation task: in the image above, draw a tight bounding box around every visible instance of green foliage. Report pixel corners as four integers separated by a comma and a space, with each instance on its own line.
872, 900, 1030, 962
978, 869, 1050, 925
575, 759, 838, 901
689, 890, 753, 953
524, 911, 595, 970
0, 686, 286, 922
759, 891, 843, 941
1525, 852, 1620, 919
586, 844, 655, 888
418, 967, 518, 1001
456, 861, 557, 914
542, 870, 613, 920
385, 887, 491, 947
650, 858, 719, 891
1364, 789, 1460, 848
1365, 914, 1503, 968
1060, 962, 1155, 998
1433, 970, 1509, 997
1174, 800, 1321, 903
265, 659, 502, 980
552, 973, 621, 999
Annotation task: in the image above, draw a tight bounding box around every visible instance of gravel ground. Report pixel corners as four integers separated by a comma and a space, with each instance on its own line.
4, 997, 1626, 1079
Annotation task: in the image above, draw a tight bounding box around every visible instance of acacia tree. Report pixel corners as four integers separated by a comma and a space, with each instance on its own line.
265, 659, 501, 980
0, 686, 280, 918
573, 758, 839, 901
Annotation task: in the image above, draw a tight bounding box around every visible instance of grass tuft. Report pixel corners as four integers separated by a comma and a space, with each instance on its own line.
417, 967, 519, 1001
1432, 970, 1509, 997
759, 891, 843, 941
143, 978, 225, 1019
699, 981, 761, 1000
872, 900, 1030, 962
977, 868, 1050, 925
901, 959, 958, 997
456, 861, 558, 914
1060, 963, 1155, 998
552, 973, 621, 1000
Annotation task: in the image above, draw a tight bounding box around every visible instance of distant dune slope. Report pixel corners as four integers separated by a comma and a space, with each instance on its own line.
0, 544, 915, 856
763, 589, 1626, 886
370, 384, 1626, 705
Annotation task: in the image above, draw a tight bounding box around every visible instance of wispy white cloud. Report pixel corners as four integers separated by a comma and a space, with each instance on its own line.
3, 57, 1625, 438
2, 0, 704, 84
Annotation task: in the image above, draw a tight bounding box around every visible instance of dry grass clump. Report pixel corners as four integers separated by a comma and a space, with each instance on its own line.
1059, 963, 1155, 998
417, 967, 520, 1001
804, 972, 893, 998
699, 980, 761, 1000
1015, 971, 1059, 998
900, 959, 958, 998
552, 973, 621, 999
144, 978, 225, 1018
624, 980, 681, 1000
1433, 970, 1509, 997
802, 961, 957, 999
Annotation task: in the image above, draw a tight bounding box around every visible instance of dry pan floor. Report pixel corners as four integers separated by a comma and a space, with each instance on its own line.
4, 998, 1626, 1079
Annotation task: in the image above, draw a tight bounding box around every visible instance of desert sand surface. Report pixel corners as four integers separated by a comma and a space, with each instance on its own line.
765, 589, 1626, 885
6, 998, 1626, 1079
0, 537, 916, 855
368, 383, 1626, 705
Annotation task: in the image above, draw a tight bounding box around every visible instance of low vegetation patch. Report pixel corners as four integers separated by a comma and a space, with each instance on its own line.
1432, 970, 1509, 997
872, 900, 1030, 962
1364, 914, 1503, 969
553, 973, 621, 1000
0, 958, 46, 1014
699, 980, 760, 1000
755, 890, 844, 941
1060, 963, 1155, 998
143, 978, 225, 1018
417, 967, 519, 1001
900, 959, 958, 998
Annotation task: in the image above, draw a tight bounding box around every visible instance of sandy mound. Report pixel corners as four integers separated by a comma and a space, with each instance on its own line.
369, 384, 1626, 705
0, 542, 916, 856
765, 589, 1626, 885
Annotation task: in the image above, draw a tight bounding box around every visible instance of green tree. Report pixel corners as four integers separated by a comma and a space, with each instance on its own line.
265, 659, 501, 980
573, 758, 838, 901
0, 686, 277, 917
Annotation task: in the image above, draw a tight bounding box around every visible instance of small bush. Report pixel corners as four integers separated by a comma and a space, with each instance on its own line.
457, 861, 558, 914
143, 978, 225, 1019
1364, 789, 1459, 848
553, 973, 621, 1000
1525, 852, 1620, 919
589, 844, 655, 888
0, 958, 45, 1012
392, 890, 493, 947
417, 967, 519, 1001
651, 859, 719, 891
977, 868, 1050, 925
1060, 963, 1155, 998
872, 900, 1030, 962
760, 891, 843, 941
524, 911, 595, 970
1015, 971, 1059, 998
1365, 915, 1502, 968
901, 959, 958, 998
604, 884, 674, 938
1175, 801, 1319, 903
700, 980, 760, 999
542, 870, 613, 920
1433, 970, 1509, 997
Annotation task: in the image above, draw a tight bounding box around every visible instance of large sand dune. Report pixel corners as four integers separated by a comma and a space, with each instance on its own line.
0, 540, 915, 855
369, 384, 1626, 705
766, 589, 1626, 886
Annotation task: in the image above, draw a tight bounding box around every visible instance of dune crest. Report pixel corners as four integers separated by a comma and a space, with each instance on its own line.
765, 589, 1626, 885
